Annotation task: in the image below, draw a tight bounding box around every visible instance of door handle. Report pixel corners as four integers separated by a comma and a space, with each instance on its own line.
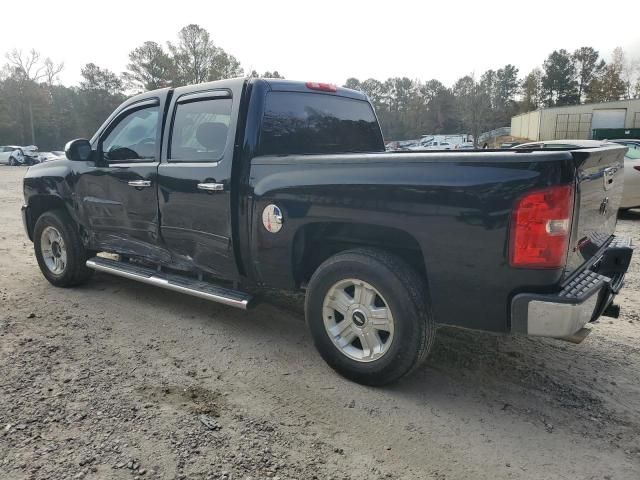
128, 180, 152, 188
197, 183, 224, 192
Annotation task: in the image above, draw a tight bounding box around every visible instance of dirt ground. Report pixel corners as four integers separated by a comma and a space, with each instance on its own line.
1, 165, 639, 480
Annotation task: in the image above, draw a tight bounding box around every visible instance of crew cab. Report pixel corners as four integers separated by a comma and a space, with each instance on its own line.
22, 78, 633, 385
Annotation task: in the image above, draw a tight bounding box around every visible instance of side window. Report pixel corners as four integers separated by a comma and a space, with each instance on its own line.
169, 98, 232, 162
101, 105, 159, 161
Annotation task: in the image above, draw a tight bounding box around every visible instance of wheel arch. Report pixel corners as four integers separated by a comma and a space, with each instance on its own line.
292, 221, 428, 287
25, 195, 70, 241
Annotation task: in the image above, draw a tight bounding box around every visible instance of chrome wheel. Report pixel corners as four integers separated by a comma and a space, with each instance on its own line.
322, 278, 395, 362
40, 226, 67, 275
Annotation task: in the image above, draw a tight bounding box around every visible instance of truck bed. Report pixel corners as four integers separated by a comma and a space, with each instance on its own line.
248, 145, 627, 332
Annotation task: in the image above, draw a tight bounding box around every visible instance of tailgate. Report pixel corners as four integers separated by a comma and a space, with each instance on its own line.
565, 144, 627, 274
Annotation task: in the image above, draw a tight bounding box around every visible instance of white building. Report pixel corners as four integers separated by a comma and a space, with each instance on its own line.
511, 99, 640, 141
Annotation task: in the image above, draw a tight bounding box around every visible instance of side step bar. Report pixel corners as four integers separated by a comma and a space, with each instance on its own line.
86, 257, 254, 310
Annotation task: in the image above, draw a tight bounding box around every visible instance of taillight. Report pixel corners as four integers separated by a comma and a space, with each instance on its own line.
509, 184, 574, 269
305, 82, 337, 93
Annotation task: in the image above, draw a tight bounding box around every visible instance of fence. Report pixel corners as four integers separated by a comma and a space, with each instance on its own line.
478, 127, 511, 143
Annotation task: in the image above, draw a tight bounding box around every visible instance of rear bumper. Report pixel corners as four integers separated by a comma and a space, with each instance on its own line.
511, 235, 633, 338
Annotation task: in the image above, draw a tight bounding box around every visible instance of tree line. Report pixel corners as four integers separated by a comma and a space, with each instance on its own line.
0, 24, 638, 149
0, 24, 282, 149
346, 47, 639, 142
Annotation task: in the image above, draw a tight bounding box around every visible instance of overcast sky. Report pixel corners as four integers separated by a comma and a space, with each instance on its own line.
2, 0, 639, 87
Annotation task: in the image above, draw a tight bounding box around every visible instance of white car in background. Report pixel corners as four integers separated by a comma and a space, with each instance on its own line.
514, 139, 640, 211
408, 140, 453, 150
0, 145, 40, 166
610, 140, 640, 210
0, 146, 27, 165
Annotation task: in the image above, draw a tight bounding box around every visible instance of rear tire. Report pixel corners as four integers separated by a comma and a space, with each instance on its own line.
33, 210, 94, 287
305, 248, 435, 386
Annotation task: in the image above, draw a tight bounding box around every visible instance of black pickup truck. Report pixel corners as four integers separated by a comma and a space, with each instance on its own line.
22, 78, 633, 385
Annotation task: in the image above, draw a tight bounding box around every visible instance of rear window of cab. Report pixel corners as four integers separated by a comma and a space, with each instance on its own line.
259, 92, 384, 156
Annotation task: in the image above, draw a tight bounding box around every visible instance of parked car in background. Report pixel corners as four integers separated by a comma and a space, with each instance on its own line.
19, 145, 39, 164
512, 140, 608, 150
617, 143, 640, 210
418, 134, 473, 149
408, 139, 453, 150
0, 145, 40, 166
387, 140, 420, 151
610, 139, 640, 149
0, 146, 23, 165
514, 140, 640, 211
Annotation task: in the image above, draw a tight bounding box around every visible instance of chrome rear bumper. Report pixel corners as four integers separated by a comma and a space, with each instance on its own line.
511, 236, 633, 338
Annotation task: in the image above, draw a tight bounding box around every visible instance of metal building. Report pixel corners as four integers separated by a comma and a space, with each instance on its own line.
511, 99, 640, 141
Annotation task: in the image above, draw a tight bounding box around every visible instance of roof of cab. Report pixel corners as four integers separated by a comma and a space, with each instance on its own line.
123, 77, 368, 107
259, 78, 368, 101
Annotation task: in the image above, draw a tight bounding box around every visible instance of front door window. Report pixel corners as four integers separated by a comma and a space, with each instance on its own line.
101, 105, 159, 162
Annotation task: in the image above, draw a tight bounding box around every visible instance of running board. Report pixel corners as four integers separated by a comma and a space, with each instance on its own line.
86, 257, 254, 310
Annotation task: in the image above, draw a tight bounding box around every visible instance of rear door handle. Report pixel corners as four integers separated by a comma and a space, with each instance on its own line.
128, 180, 152, 188
197, 183, 224, 192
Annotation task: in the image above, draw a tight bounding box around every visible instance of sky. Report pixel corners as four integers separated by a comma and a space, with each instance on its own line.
1, 0, 639, 87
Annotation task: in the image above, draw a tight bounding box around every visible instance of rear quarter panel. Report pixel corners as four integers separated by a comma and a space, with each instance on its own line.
248, 151, 575, 332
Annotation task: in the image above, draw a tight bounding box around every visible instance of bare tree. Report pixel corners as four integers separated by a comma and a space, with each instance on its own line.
6, 49, 45, 82
619, 53, 639, 99
43, 58, 64, 89
5, 49, 50, 145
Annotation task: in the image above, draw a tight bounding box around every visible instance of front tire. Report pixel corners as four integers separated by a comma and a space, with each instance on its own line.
305, 248, 435, 386
33, 210, 94, 287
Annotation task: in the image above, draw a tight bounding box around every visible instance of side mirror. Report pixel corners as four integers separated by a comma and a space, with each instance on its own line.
65, 139, 93, 162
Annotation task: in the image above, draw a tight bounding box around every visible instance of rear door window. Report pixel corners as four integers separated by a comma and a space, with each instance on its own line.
259, 92, 384, 155
169, 97, 232, 162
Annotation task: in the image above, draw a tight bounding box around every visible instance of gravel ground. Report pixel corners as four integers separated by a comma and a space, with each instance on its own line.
1, 165, 639, 480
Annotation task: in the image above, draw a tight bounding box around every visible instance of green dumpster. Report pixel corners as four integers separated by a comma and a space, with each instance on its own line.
592, 128, 640, 140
